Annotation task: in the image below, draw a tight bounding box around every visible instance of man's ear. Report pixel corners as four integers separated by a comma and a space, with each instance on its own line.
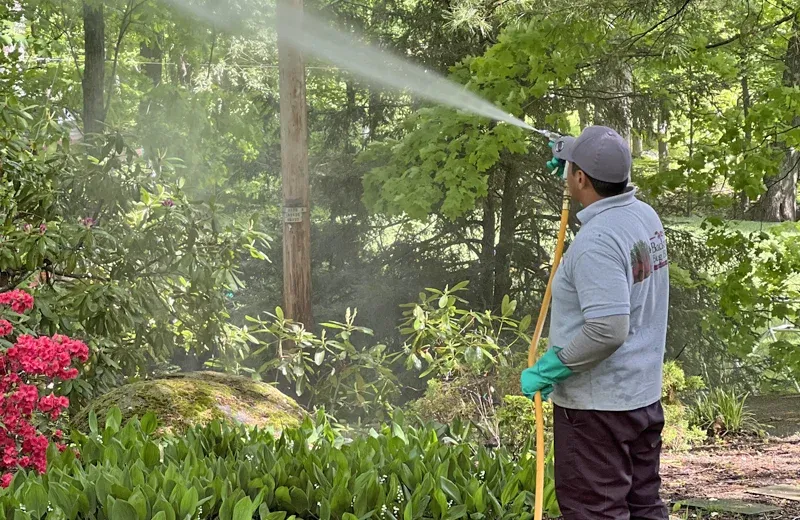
574, 168, 585, 187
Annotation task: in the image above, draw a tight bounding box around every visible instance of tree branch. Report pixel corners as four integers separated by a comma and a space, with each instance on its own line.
706, 10, 797, 50
104, 0, 147, 119
623, 0, 693, 49
627, 9, 798, 59
207, 28, 218, 80
60, 0, 83, 81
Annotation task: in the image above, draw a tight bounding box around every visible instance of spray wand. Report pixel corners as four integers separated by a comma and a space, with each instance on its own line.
525, 129, 571, 520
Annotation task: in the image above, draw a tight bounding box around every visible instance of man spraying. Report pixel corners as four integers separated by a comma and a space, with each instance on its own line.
521, 125, 670, 520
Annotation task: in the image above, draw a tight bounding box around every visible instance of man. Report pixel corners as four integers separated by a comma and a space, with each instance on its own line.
521, 125, 670, 520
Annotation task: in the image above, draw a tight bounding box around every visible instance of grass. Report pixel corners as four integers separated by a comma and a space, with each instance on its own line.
664, 216, 791, 234
689, 389, 763, 437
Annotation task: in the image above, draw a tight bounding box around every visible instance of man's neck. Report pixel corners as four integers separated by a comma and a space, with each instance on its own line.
578, 191, 604, 208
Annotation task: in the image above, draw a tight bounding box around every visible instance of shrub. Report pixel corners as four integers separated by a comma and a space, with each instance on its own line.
0, 408, 560, 519
661, 360, 705, 405
656, 361, 707, 450
662, 404, 707, 451
0, 290, 88, 485
0, 97, 268, 406
400, 285, 531, 380
411, 379, 474, 427
689, 388, 762, 437
496, 396, 553, 458
247, 308, 400, 422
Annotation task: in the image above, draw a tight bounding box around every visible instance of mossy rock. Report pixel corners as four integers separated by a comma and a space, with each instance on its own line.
72, 371, 306, 435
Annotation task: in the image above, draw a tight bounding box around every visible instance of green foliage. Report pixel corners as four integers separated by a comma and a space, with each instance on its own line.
664, 221, 800, 391
361, 16, 603, 220
400, 284, 538, 449
701, 222, 800, 381
662, 360, 705, 405
662, 404, 707, 452
657, 361, 708, 450
246, 308, 401, 421
689, 389, 763, 437
411, 379, 474, 427
0, 95, 269, 405
400, 283, 531, 379
496, 396, 553, 458
0, 408, 560, 519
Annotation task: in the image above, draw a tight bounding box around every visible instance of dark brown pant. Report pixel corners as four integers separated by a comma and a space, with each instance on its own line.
553, 401, 668, 520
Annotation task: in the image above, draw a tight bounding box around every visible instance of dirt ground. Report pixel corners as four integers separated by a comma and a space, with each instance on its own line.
662, 436, 800, 518
662, 394, 800, 519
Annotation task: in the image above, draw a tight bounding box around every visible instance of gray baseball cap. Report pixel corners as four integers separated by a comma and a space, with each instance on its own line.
552, 125, 631, 183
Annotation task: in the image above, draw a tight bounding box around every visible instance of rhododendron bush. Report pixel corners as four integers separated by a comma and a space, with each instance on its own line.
0, 290, 88, 487
1, 91, 270, 410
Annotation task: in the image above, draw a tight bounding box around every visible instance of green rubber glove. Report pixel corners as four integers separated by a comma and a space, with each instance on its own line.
546, 140, 566, 179
521, 347, 573, 401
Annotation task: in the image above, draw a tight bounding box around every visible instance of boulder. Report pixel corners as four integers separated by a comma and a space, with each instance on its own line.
72, 371, 306, 435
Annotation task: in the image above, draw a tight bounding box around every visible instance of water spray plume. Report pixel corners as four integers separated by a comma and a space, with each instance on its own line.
162, 0, 556, 135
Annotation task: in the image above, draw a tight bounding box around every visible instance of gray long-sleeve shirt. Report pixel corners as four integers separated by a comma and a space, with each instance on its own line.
548, 187, 670, 411
557, 314, 630, 372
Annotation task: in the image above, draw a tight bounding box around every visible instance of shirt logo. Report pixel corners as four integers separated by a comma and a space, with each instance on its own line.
631, 231, 668, 284
650, 230, 668, 272
631, 240, 652, 283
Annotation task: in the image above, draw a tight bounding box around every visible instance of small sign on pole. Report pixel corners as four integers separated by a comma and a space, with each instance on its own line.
283, 206, 306, 223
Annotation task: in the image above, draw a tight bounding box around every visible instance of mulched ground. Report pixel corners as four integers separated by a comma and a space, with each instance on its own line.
662, 436, 800, 519
659, 394, 800, 519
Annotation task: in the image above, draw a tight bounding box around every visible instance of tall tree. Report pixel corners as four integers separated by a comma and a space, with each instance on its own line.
82, 1, 105, 138
755, 15, 799, 222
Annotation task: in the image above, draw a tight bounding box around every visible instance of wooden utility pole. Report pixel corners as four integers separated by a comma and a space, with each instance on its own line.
277, 0, 313, 326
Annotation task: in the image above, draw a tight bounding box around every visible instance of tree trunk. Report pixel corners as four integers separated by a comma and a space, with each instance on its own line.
479, 176, 496, 309
658, 102, 669, 173
632, 130, 643, 158
756, 153, 798, 222
578, 101, 591, 130
345, 81, 357, 154
595, 61, 632, 143
138, 39, 162, 123
82, 1, 105, 139
139, 39, 163, 87
367, 89, 381, 143
755, 17, 799, 222
492, 164, 519, 309
736, 73, 751, 218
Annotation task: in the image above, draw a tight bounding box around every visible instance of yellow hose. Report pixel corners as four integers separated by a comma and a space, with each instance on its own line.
528, 182, 571, 520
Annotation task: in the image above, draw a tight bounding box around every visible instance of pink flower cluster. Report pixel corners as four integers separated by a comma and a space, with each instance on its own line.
3, 335, 88, 380
0, 291, 88, 486
0, 290, 33, 314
